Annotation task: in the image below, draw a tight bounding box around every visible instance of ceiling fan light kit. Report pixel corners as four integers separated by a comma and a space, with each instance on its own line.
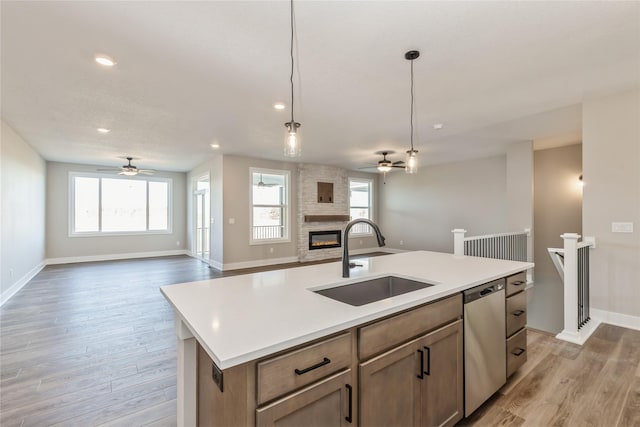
96, 156, 155, 176
404, 49, 420, 174
283, 0, 301, 158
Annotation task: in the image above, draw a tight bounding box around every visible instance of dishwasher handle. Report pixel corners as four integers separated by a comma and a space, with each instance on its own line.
464, 279, 505, 304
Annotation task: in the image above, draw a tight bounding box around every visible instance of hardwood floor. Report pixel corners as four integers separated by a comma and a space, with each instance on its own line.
461, 325, 640, 427
1, 255, 638, 426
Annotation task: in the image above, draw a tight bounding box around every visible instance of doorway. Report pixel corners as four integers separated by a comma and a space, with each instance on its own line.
194, 176, 210, 261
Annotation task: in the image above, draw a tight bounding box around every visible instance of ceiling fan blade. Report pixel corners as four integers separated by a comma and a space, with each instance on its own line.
96, 168, 121, 171
392, 161, 405, 165
138, 171, 155, 175
391, 165, 406, 169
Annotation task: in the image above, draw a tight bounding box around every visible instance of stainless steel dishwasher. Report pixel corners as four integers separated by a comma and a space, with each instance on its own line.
464, 278, 506, 417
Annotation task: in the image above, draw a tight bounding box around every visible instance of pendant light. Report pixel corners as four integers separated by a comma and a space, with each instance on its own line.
405, 50, 420, 174
284, 0, 301, 157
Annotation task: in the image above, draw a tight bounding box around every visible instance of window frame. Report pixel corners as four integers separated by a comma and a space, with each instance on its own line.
348, 177, 374, 237
249, 167, 291, 245
68, 171, 173, 237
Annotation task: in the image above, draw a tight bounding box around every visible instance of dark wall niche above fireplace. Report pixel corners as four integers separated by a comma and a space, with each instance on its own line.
317, 182, 333, 203
309, 230, 341, 250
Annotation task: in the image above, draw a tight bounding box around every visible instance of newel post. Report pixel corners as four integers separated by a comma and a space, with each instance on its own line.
452, 229, 467, 256
560, 233, 580, 337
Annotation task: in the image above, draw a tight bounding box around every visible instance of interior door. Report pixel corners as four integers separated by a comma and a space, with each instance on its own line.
194, 176, 210, 260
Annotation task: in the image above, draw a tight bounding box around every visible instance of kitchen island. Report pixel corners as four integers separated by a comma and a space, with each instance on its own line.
161, 250, 533, 426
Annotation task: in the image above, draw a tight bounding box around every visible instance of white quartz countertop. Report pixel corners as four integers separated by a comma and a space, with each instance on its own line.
160, 251, 533, 369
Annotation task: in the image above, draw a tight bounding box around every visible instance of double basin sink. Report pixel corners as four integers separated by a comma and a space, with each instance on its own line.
314, 276, 435, 306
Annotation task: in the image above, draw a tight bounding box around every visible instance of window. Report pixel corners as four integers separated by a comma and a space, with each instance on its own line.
70, 173, 171, 235
349, 178, 373, 235
250, 168, 290, 243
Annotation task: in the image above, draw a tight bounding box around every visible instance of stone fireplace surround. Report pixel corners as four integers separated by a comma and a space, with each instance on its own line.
297, 164, 350, 262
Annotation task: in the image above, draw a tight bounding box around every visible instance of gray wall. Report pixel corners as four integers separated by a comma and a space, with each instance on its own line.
378, 155, 508, 252
583, 89, 640, 319
1, 120, 46, 300
529, 144, 583, 333
46, 161, 187, 260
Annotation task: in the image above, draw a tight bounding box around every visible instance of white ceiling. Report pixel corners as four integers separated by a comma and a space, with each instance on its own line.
2, 1, 639, 172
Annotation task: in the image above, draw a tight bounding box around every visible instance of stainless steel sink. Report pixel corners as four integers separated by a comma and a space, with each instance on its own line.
314, 276, 435, 306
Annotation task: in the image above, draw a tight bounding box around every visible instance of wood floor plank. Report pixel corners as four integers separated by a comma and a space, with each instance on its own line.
618, 376, 640, 427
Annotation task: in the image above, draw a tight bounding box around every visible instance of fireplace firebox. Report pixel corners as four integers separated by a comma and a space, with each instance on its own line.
309, 230, 342, 250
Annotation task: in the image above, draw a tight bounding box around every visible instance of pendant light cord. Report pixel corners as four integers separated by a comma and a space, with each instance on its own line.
289, 0, 295, 125
410, 58, 414, 152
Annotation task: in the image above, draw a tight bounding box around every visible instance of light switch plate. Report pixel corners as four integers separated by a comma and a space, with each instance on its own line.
612, 222, 633, 233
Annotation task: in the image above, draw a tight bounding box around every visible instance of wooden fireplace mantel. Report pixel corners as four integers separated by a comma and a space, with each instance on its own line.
304, 215, 351, 223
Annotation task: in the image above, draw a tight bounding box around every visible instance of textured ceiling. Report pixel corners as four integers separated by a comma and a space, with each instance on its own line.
1, 1, 639, 172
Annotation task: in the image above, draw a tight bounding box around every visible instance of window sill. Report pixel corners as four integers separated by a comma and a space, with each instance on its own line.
69, 230, 172, 238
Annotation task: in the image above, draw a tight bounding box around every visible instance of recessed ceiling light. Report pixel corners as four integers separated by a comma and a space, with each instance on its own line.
273, 102, 286, 110
97, 128, 111, 134
210, 143, 220, 149
95, 54, 116, 67
433, 123, 444, 130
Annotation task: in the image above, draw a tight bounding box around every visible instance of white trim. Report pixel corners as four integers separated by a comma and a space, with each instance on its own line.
591, 308, 640, 331
68, 172, 173, 236
46, 249, 188, 265
555, 318, 601, 345
223, 256, 299, 271
249, 167, 291, 245
0, 262, 46, 307
208, 259, 223, 271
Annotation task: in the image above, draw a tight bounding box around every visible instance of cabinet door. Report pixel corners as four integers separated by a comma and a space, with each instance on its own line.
359, 336, 423, 427
421, 320, 464, 427
256, 369, 353, 427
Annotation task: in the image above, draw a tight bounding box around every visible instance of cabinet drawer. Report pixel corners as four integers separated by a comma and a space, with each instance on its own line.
257, 332, 352, 405
506, 271, 527, 297
506, 290, 527, 337
506, 328, 527, 377
358, 294, 462, 361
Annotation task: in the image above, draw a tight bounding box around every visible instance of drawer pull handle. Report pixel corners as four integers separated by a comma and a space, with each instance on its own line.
294, 357, 330, 375
424, 346, 431, 376
512, 347, 526, 356
513, 310, 525, 317
512, 280, 525, 286
345, 384, 353, 423
417, 349, 424, 379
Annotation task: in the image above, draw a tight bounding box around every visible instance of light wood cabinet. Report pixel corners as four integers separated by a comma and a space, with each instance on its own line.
505, 272, 527, 378
197, 287, 524, 427
359, 320, 463, 427
256, 369, 354, 427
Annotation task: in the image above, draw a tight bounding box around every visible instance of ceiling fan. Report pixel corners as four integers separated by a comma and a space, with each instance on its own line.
359, 151, 405, 173
97, 157, 155, 176
256, 173, 280, 187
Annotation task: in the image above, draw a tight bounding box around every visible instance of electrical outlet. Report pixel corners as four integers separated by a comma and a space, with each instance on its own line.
612, 222, 633, 233
176, 241, 181, 246
269, 247, 274, 254
9, 268, 14, 278
399, 240, 404, 246
359, 240, 363, 245
228, 218, 235, 225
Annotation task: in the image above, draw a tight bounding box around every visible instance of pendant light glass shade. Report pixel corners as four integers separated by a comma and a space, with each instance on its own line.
405, 50, 420, 174
284, 121, 301, 157
405, 149, 418, 174
283, 0, 301, 158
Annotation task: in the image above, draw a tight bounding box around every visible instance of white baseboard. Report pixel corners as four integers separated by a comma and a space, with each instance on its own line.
0, 261, 46, 307
46, 249, 189, 265
555, 318, 602, 345
222, 256, 299, 271
207, 260, 223, 271
591, 308, 640, 331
